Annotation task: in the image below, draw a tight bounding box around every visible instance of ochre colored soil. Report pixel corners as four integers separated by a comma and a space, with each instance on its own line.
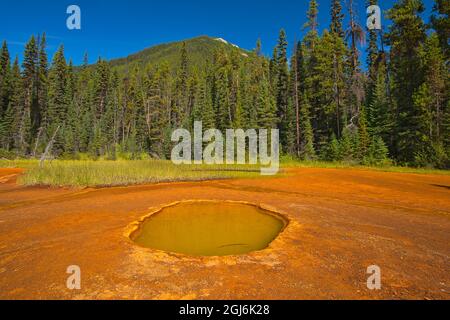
0, 167, 449, 300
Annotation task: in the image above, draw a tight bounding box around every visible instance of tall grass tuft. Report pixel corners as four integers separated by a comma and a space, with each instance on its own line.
16, 160, 262, 187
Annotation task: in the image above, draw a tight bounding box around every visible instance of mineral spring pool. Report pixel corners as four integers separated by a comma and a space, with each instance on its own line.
131, 202, 287, 256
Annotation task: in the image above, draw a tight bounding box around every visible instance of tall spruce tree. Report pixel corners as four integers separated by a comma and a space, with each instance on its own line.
304, 0, 319, 51
366, 0, 380, 110
431, 0, 449, 59
20, 36, 39, 154
275, 29, 290, 151
357, 105, 370, 160
0, 41, 10, 117
2, 57, 22, 150
367, 62, 393, 145
47, 45, 67, 155
412, 33, 449, 167
291, 42, 301, 156
386, 0, 428, 164
330, 0, 344, 38
37, 33, 48, 136
303, 0, 321, 144
299, 94, 316, 160
173, 42, 189, 127
256, 76, 276, 130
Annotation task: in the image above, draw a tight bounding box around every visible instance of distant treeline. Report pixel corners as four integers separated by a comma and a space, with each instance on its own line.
0, 0, 448, 168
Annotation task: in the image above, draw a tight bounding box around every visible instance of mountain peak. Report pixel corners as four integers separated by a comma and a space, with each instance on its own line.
109, 35, 252, 72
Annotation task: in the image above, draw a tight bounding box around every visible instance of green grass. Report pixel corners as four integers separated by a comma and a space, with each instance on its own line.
11, 160, 263, 188
1, 157, 448, 188
280, 157, 450, 176
0, 159, 38, 169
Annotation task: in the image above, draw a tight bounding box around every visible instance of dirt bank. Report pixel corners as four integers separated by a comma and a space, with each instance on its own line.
0, 167, 449, 299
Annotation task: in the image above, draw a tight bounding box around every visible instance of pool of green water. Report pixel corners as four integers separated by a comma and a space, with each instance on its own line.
131, 202, 286, 256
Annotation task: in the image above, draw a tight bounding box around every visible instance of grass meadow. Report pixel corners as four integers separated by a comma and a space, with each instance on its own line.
0, 157, 448, 188
1, 159, 262, 187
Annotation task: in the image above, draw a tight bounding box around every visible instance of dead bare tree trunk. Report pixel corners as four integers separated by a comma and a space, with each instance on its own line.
348, 0, 358, 76
39, 126, 60, 168
32, 127, 43, 158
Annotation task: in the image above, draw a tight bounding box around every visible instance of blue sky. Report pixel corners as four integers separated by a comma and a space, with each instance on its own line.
0, 0, 435, 66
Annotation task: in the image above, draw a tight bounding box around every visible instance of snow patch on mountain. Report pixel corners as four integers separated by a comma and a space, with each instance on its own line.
214, 37, 248, 58
215, 37, 228, 44
214, 38, 240, 49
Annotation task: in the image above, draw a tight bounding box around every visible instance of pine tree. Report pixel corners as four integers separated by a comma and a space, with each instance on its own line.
304, 0, 319, 51
366, 0, 380, 110
201, 79, 215, 131
269, 47, 278, 93
329, 0, 347, 139
323, 133, 340, 161
93, 58, 110, 119
47, 45, 67, 155
386, 0, 427, 164
144, 65, 164, 156
37, 33, 48, 133
6, 57, 25, 152
276, 31, 289, 111
64, 60, 78, 155
20, 36, 39, 154
0, 41, 10, 116
299, 94, 316, 160
330, 0, 344, 38
2, 58, 18, 148
255, 38, 262, 57
76, 53, 93, 153
213, 49, 232, 131
367, 136, 390, 165
295, 42, 316, 160
291, 42, 301, 155
275, 29, 289, 151
431, 0, 449, 59
330, 31, 347, 139
173, 42, 189, 127
215, 68, 231, 131
256, 76, 276, 129
126, 66, 146, 156
240, 64, 257, 129
0, 50, 13, 150
367, 62, 393, 146
229, 49, 243, 129
339, 127, 355, 161
309, 31, 338, 148
443, 99, 450, 166
303, 0, 323, 147
358, 106, 370, 160
420, 33, 447, 146
102, 70, 120, 158
411, 32, 448, 168
305, 0, 319, 33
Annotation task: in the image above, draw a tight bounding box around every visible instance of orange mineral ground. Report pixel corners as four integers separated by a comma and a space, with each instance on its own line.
0, 167, 449, 300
